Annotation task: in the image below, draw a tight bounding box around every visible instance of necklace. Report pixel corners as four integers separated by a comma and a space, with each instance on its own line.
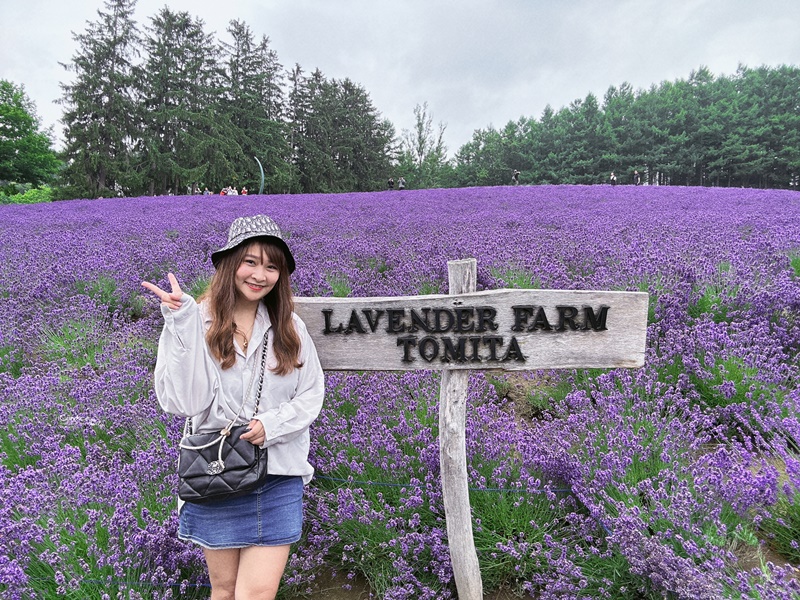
236, 321, 255, 351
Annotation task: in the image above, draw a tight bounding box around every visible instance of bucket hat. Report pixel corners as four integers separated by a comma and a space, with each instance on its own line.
211, 215, 296, 273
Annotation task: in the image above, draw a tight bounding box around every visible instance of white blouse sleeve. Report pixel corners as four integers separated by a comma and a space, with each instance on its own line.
153, 294, 220, 417
257, 316, 325, 447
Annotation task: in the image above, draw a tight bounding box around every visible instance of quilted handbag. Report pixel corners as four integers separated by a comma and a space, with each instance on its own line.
177, 330, 270, 504
178, 423, 268, 503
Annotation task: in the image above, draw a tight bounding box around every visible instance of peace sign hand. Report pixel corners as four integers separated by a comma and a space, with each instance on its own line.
141, 272, 185, 311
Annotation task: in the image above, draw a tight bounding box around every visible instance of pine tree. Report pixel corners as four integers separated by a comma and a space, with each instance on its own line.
58, 0, 140, 198
220, 20, 292, 193
137, 8, 227, 195
327, 78, 394, 192
288, 66, 332, 193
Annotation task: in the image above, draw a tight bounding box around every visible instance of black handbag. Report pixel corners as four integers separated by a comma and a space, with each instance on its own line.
177, 331, 270, 503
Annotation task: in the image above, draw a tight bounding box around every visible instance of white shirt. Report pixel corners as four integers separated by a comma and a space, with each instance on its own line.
154, 294, 325, 484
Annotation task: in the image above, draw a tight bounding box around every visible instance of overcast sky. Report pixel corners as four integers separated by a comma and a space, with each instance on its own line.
2, 0, 799, 156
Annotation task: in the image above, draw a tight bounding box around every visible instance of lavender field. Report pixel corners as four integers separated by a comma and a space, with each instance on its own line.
1, 185, 800, 599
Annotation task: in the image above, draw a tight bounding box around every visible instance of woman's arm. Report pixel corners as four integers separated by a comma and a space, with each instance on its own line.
153, 294, 219, 417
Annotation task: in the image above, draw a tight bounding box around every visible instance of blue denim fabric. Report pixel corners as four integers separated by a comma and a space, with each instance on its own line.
179, 475, 303, 548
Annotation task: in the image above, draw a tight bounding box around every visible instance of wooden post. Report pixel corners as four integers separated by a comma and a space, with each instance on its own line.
439, 258, 483, 599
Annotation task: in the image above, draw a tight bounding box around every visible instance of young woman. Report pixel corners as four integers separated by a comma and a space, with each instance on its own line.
142, 215, 324, 600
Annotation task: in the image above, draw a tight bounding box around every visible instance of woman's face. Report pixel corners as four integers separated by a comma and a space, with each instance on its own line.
234, 243, 280, 305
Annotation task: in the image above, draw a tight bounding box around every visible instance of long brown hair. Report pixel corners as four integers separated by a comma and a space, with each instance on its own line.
200, 240, 302, 375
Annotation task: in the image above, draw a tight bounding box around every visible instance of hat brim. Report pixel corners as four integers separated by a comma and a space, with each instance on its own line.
211, 234, 296, 273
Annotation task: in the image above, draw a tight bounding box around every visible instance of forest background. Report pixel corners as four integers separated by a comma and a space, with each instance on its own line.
1, 0, 799, 203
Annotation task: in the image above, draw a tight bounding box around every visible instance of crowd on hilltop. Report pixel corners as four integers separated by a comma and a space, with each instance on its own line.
169, 184, 250, 196
217, 185, 248, 196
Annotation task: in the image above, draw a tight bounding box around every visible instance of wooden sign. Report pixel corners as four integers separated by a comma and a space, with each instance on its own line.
294, 288, 648, 371
295, 259, 649, 600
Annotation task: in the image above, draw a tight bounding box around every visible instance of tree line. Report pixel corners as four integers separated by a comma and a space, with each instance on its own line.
2, 0, 799, 199
451, 64, 800, 189
53, 0, 399, 199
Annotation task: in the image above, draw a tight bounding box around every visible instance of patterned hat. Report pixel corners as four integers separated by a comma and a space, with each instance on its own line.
211, 215, 296, 273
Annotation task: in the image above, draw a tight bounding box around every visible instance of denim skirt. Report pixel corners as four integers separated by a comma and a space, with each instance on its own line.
179, 475, 303, 549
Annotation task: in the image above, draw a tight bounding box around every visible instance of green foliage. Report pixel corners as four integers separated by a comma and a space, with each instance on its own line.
451, 64, 800, 189
490, 266, 541, 289
40, 319, 106, 369
759, 493, 800, 564
74, 275, 120, 314
417, 280, 441, 295
486, 374, 512, 399
399, 102, 451, 189
327, 273, 351, 297
221, 20, 293, 194
788, 251, 800, 278
0, 345, 24, 378
470, 488, 562, 591
58, 0, 140, 199
289, 67, 395, 193
0, 185, 53, 204
186, 274, 213, 299
0, 80, 61, 187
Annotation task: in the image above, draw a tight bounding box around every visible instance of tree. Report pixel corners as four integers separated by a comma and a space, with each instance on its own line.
136, 7, 227, 195
452, 126, 507, 186
288, 68, 393, 193
0, 80, 60, 189
325, 77, 395, 192
400, 102, 449, 189
287, 66, 332, 193
58, 0, 140, 198
220, 20, 292, 193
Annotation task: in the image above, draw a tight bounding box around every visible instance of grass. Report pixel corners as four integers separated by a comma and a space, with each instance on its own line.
0, 344, 24, 377
418, 280, 441, 295
327, 273, 352, 297
490, 266, 541, 289
687, 261, 743, 324
788, 251, 800, 278
74, 275, 120, 314
186, 273, 213, 299
759, 494, 800, 564
40, 319, 106, 369
471, 486, 564, 592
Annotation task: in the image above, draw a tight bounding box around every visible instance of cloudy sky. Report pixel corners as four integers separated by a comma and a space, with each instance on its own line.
2, 0, 799, 156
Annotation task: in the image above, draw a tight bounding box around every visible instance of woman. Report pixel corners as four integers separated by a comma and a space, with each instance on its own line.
142, 215, 324, 600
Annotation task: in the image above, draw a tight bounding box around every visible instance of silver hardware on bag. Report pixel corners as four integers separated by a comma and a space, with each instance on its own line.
207, 460, 225, 475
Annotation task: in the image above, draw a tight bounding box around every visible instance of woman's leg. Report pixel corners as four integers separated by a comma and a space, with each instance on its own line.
203, 548, 240, 600
235, 545, 291, 600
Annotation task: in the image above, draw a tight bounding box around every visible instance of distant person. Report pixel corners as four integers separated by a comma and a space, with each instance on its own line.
203, 187, 211, 195
241, 187, 249, 195
609, 172, 617, 186
220, 188, 227, 196
228, 186, 239, 196
387, 177, 394, 190
398, 177, 406, 190
512, 170, 520, 185
634, 170, 641, 186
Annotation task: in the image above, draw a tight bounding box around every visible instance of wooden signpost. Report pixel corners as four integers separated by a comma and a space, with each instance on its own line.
294, 259, 649, 599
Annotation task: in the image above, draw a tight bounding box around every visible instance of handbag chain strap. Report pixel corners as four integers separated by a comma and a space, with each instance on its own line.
184, 328, 270, 438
